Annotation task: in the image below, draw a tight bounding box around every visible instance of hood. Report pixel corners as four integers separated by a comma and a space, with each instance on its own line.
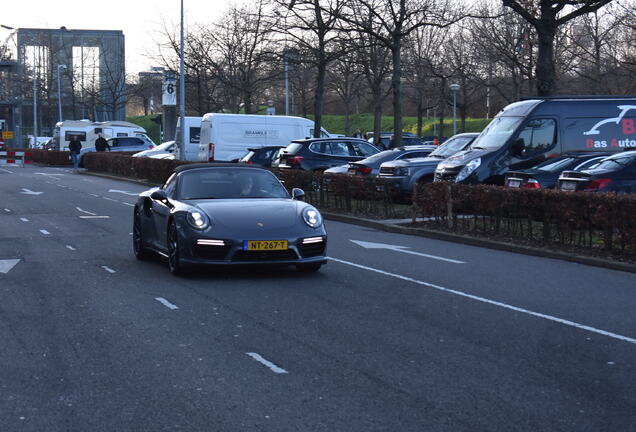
382, 156, 444, 169
437, 148, 492, 169
188, 198, 301, 230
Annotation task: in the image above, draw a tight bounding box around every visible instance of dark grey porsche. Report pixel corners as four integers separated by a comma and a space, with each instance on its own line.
133, 164, 327, 275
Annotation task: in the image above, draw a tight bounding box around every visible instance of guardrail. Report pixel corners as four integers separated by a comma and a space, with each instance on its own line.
0, 151, 32, 167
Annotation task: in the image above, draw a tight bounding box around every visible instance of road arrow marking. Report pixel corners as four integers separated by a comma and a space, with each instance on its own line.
108, 189, 138, 196
76, 207, 96, 216
0, 259, 20, 274
350, 240, 465, 264
20, 188, 43, 195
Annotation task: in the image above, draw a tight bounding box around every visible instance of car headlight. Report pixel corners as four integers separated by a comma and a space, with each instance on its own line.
455, 157, 481, 183
302, 207, 323, 228
186, 209, 210, 230
394, 167, 410, 176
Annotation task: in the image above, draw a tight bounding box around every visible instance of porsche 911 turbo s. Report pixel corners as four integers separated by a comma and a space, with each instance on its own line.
133, 164, 327, 275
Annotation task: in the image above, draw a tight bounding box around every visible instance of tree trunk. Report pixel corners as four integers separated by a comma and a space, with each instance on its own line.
536, 27, 556, 96
391, 37, 402, 148
313, 56, 326, 138
344, 100, 351, 136
438, 77, 446, 140
416, 88, 423, 138
373, 98, 383, 147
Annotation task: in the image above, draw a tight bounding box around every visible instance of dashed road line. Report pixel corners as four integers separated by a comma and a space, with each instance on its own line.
3, 208, 10, 212
328, 256, 636, 345
101, 266, 116, 274
66, 245, 76, 251
155, 297, 179, 310
246, 352, 288, 374
0, 168, 14, 174
80, 215, 111, 219
122, 202, 135, 207
88, 193, 100, 197
20, 218, 29, 222
76, 207, 96, 216
102, 197, 117, 202
40, 229, 50, 235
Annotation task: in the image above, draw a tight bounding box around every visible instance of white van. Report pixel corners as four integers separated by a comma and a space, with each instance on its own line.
199, 113, 331, 162
53, 120, 155, 150
174, 116, 205, 161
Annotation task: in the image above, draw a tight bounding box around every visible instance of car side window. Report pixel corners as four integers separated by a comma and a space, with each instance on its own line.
109, 139, 118, 147
163, 174, 177, 197
398, 151, 427, 159
516, 119, 556, 157
330, 142, 350, 156
352, 142, 378, 156
309, 142, 331, 155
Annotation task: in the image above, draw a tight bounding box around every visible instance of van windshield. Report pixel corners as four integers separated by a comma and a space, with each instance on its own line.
470, 117, 524, 151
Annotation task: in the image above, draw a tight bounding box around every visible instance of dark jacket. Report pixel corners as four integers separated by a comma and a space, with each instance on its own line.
68, 140, 82, 154
95, 137, 109, 152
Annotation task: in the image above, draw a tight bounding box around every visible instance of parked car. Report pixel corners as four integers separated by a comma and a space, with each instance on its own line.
347, 145, 436, 177
435, 96, 636, 185
379, 133, 479, 196
239, 146, 285, 167
273, 138, 381, 171
557, 150, 636, 193
504, 152, 610, 189
133, 141, 175, 158
133, 164, 327, 275
323, 164, 350, 175
80, 136, 155, 166
366, 132, 421, 149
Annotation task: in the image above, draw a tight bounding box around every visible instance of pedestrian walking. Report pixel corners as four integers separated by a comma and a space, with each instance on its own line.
95, 134, 110, 152
68, 136, 82, 170
353, 128, 362, 138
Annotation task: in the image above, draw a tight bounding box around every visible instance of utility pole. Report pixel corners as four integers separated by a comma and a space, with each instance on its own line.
179, 0, 186, 160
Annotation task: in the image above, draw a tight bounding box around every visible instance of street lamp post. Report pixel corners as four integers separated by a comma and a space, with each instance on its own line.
449, 83, 460, 136
179, 0, 186, 161
57, 64, 67, 123
33, 70, 37, 147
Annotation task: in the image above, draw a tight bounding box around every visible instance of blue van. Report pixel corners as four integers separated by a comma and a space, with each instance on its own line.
434, 97, 636, 184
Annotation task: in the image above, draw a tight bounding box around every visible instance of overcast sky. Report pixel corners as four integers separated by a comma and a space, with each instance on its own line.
2, 0, 231, 73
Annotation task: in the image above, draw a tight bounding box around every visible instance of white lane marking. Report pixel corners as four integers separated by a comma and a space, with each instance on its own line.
102, 197, 117, 202
20, 218, 29, 222
40, 229, 50, 235
0, 259, 20, 274
20, 188, 43, 195
328, 257, 636, 345
155, 297, 179, 310
76, 207, 96, 216
4, 208, 10, 212
122, 202, 135, 207
80, 215, 110, 219
0, 168, 14, 173
66, 245, 76, 251
246, 352, 289, 374
350, 239, 465, 264
88, 193, 99, 197
108, 189, 139, 196
35, 172, 63, 176
101, 266, 116, 274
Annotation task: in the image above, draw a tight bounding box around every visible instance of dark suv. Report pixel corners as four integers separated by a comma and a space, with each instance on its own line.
274, 138, 380, 171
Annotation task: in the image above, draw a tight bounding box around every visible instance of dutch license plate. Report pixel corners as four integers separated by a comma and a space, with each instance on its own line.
507, 179, 521, 188
243, 240, 288, 251
560, 181, 577, 191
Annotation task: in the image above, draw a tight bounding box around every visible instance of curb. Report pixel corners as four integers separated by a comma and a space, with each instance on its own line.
322, 212, 636, 274
78, 169, 636, 274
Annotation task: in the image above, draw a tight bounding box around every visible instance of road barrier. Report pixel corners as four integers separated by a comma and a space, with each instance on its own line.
0, 151, 33, 167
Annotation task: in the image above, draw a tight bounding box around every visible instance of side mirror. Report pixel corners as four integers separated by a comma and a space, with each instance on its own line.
292, 188, 305, 201
512, 138, 525, 156
151, 189, 168, 201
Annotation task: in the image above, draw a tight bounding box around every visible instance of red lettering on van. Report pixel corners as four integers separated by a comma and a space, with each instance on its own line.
586, 139, 594, 148
623, 119, 635, 135
611, 138, 618, 147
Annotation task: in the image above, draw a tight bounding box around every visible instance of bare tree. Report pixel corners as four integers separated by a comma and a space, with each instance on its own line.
502, 0, 615, 96
327, 40, 365, 135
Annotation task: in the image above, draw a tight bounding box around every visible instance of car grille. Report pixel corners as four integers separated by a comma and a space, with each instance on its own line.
379, 166, 394, 175
298, 242, 326, 258
193, 245, 232, 260
232, 249, 299, 261
434, 171, 456, 182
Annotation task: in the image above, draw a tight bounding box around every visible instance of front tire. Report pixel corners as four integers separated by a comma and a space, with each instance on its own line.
296, 262, 322, 273
167, 221, 187, 276
133, 210, 153, 260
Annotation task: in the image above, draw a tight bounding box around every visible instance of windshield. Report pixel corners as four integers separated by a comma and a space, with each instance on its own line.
535, 157, 575, 172
155, 141, 174, 151
588, 154, 636, 171
178, 168, 289, 200
470, 117, 524, 151
429, 136, 475, 158
283, 143, 304, 154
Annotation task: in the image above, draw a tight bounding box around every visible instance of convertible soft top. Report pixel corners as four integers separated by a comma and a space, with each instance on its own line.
174, 163, 266, 174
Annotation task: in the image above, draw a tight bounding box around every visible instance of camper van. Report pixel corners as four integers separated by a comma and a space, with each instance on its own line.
199, 113, 331, 162
52, 120, 155, 151
434, 97, 636, 185
173, 116, 205, 161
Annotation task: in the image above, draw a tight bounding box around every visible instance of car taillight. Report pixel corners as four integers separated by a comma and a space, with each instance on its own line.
149, 145, 155, 149
289, 155, 304, 166
245, 160, 253, 165
583, 178, 612, 191
357, 166, 372, 175
522, 179, 541, 189
208, 143, 215, 162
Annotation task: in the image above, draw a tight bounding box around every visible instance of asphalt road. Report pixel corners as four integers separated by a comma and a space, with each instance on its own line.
1, 165, 635, 432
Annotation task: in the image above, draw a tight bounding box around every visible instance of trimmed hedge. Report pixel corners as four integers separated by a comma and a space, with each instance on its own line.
83, 152, 192, 184
8, 149, 73, 166
413, 182, 636, 257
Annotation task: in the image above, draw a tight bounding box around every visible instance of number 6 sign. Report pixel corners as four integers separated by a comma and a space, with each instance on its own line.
163, 72, 177, 106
